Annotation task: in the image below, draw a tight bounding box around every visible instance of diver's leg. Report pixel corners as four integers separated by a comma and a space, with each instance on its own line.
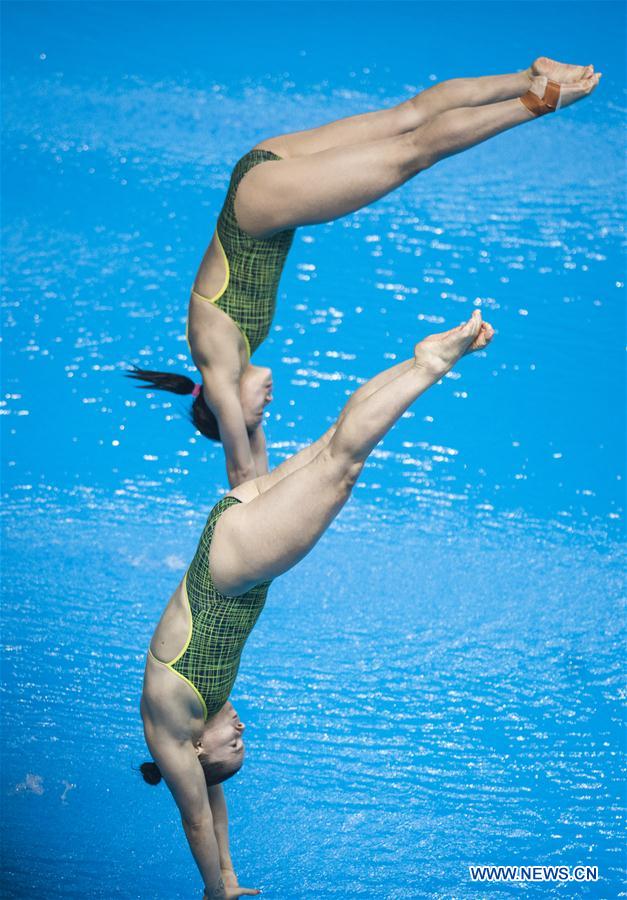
259, 59, 593, 158
210, 313, 494, 595
258, 71, 533, 158
229, 355, 420, 491
236, 74, 599, 237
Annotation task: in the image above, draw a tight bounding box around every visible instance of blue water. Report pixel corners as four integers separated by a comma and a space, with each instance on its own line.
2, 2, 625, 897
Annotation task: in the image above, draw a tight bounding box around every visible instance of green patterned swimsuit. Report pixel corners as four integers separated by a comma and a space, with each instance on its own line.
152, 496, 272, 720
192, 149, 295, 358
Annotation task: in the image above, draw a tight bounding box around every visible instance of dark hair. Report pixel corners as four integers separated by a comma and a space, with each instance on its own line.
140, 761, 162, 785
139, 755, 242, 788
198, 753, 244, 787
125, 367, 221, 441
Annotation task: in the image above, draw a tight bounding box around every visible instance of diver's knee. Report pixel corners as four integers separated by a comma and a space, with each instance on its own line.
343, 460, 363, 493
397, 129, 436, 178
320, 446, 362, 498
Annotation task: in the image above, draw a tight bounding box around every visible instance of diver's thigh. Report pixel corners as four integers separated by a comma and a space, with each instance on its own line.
234, 133, 420, 237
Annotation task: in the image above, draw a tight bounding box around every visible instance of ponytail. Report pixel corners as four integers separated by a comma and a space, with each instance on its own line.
125, 366, 196, 396
125, 366, 222, 442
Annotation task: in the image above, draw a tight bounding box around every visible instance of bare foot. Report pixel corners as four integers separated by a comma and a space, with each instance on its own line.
527, 72, 602, 111
414, 310, 495, 376
528, 56, 594, 83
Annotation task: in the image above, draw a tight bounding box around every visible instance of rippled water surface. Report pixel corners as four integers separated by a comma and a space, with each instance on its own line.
2, 2, 626, 897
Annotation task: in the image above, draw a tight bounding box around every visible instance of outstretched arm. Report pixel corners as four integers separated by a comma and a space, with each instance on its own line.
208, 785, 234, 876
248, 425, 269, 478
145, 730, 225, 898
214, 312, 493, 595
207, 786, 260, 898
200, 369, 257, 489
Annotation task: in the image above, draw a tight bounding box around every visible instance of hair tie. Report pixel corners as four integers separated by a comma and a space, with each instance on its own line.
191, 383, 202, 399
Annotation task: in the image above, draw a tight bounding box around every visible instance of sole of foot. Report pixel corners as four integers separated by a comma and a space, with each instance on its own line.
414, 310, 495, 375
530, 56, 594, 83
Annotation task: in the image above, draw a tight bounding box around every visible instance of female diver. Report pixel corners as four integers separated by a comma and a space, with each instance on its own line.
141, 309, 495, 898
128, 58, 599, 488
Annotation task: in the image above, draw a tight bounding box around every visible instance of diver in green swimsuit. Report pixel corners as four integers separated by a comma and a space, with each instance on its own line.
152, 495, 271, 723
192, 150, 295, 361
128, 58, 599, 488
140, 311, 495, 899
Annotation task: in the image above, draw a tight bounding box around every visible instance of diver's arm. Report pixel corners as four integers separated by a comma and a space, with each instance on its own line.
216, 399, 257, 489
183, 817, 225, 900
207, 785, 234, 874
152, 736, 226, 898
201, 372, 256, 488
204, 786, 262, 900
249, 425, 269, 477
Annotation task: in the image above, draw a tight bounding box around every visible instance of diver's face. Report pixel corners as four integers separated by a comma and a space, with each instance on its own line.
196, 701, 246, 768
240, 365, 273, 430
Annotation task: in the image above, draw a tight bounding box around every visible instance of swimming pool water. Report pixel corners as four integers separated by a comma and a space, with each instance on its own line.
2, 2, 625, 897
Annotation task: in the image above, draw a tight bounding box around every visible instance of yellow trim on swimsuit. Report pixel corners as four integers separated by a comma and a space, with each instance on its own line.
185, 149, 294, 364
148, 572, 209, 720
188, 232, 252, 360
172, 496, 271, 721
192, 231, 230, 305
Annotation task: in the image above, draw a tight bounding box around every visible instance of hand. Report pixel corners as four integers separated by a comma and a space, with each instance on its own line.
223, 867, 261, 898
203, 869, 261, 899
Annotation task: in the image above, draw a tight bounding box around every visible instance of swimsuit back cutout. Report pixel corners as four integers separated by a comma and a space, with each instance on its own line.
192, 149, 295, 358
166, 496, 272, 720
